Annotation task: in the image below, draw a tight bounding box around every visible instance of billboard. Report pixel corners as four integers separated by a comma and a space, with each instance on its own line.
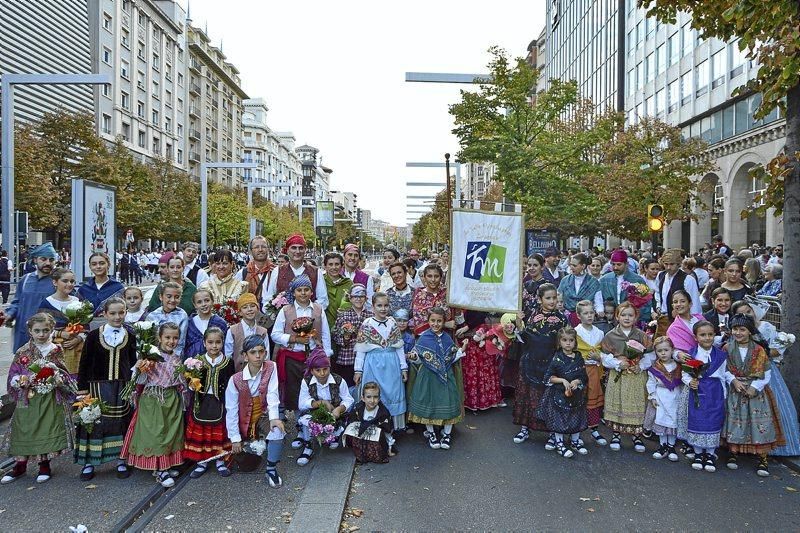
525, 229, 559, 256
71, 180, 116, 281
315, 200, 334, 228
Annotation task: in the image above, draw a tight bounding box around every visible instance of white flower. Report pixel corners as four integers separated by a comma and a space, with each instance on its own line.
65, 301, 85, 313
245, 439, 267, 456
134, 321, 154, 332
148, 346, 162, 357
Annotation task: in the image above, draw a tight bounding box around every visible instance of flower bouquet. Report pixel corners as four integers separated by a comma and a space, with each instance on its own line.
291, 316, 317, 356
213, 299, 241, 325
308, 405, 338, 447
72, 394, 108, 434
22, 358, 73, 399
263, 292, 290, 322
63, 300, 96, 335
339, 322, 358, 340
681, 358, 707, 407
175, 357, 205, 392
771, 332, 796, 352
121, 321, 165, 402
621, 281, 653, 309
614, 339, 646, 382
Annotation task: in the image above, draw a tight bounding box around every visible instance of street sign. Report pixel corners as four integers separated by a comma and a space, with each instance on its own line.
15, 210, 28, 234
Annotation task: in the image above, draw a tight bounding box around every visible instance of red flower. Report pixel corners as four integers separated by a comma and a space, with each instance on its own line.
19, 356, 30, 366
213, 303, 222, 310
35, 366, 55, 380
683, 359, 704, 370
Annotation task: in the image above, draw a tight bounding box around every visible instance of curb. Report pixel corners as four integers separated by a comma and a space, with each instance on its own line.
780, 456, 800, 474
287, 451, 355, 533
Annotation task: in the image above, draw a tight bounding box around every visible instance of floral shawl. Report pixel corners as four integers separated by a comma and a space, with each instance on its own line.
7, 341, 75, 406
601, 325, 651, 357
724, 340, 769, 381
354, 318, 404, 352
410, 329, 459, 384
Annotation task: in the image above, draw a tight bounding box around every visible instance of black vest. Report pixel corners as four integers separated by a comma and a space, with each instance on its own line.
304, 374, 343, 407
0, 257, 9, 280
186, 264, 201, 286
659, 269, 688, 317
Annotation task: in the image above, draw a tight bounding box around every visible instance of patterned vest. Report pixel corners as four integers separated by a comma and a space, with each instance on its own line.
232, 361, 275, 438
283, 303, 324, 340
276, 263, 319, 299
231, 321, 269, 372
659, 269, 688, 317
304, 374, 343, 407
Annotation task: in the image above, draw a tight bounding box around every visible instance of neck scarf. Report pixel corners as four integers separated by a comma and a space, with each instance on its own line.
413, 329, 457, 384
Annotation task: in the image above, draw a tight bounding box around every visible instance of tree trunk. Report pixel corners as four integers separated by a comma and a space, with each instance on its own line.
781, 83, 800, 408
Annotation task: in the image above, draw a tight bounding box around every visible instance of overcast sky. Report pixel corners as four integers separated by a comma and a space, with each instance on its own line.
184, 0, 545, 227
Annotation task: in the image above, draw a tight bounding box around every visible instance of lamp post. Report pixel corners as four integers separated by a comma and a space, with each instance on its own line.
1, 73, 111, 257
200, 161, 257, 251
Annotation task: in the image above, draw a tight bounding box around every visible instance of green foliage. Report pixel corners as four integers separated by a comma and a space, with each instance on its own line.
411, 189, 449, 250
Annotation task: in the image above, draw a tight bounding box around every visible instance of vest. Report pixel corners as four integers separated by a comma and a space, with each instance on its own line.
0, 257, 10, 280
186, 264, 201, 286
659, 269, 688, 318
283, 303, 324, 343
232, 361, 274, 438
347, 269, 369, 287
304, 374, 343, 407
276, 263, 319, 300
231, 321, 269, 372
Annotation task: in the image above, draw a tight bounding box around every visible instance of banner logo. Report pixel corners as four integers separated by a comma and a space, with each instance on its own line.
464, 241, 506, 283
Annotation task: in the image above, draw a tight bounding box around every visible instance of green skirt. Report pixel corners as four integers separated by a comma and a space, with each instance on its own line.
407, 361, 464, 425
121, 388, 184, 470
8, 392, 71, 460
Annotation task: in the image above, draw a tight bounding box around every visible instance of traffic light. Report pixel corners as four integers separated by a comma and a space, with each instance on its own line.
647, 204, 665, 232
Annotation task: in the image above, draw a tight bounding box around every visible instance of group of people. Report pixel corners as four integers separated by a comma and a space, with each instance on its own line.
1, 234, 796, 491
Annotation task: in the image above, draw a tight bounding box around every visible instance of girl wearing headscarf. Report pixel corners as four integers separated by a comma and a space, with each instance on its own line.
270, 275, 332, 417
295, 349, 354, 466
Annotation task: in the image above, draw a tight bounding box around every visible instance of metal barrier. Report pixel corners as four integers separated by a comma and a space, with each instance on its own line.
760, 295, 783, 331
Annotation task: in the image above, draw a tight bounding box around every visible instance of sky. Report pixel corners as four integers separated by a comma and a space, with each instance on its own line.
184, 0, 545, 227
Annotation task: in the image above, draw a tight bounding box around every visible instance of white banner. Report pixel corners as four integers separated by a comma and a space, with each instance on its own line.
447, 209, 524, 313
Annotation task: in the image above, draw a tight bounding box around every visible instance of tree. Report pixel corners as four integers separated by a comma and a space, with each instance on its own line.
14, 124, 59, 231
449, 47, 620, 234
590, 117, 716, 240
142, 157, 200, 243
640, 0, 800, 402
206, 184, 248, 247
411, 188, 450, 251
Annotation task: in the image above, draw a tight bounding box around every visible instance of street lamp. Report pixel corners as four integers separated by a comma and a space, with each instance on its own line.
200, 161, 257, 251
1, 73, 111, 256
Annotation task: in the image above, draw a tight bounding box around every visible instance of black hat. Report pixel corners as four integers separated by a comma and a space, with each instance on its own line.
729, 313, 756, 334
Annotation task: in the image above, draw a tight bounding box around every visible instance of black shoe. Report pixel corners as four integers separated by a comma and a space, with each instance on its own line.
727, 453, 739, 470
389, 444, 399, 455
79, 465, 95, 481
678, 442, 695, 459
425, 430, 441, 449
757, 457, 770, 477
652, 444, 669, 460
116, 464, 132, 479
692, 453, 705, 471
703, 454, 717, 473
439, 433, 451, 450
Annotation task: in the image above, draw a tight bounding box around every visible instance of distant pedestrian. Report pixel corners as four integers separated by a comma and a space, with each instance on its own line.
0, 250, 12, 303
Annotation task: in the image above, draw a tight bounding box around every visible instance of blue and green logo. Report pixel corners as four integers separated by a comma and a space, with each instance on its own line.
464, 241, 506, 283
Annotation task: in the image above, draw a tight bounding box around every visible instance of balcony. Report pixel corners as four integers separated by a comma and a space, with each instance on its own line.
189, 59, 202, 73
189, 151, 200, 162
211, 98, 219, 108
189, 105, 199, 118
189, 83, 201, 95
189, 129, 200, 140
211, 140, 218, 150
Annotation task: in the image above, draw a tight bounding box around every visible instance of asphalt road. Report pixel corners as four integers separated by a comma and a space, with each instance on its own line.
345, 406, 800, 532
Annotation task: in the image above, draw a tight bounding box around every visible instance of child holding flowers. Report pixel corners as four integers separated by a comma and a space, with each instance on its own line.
224, 335, 285, 488
74, 297, 137, 481
120, 322, 186, 488
574, 300, 607, 445
393, 309, 415, 354
601, 301, 653, 452
296, 348, 354, 466
722, 313, 783, 477
38, 267, 87, 374
644, 336, 683, 463
332, 283, 373, 385
185, 289, 228, 359
1, 313, 75, 484
224, 293, 267, 371
675, 321, 728, 473
185, 327, 236, 478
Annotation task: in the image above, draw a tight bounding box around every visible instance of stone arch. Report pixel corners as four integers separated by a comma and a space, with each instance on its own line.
691, 173, 721, 251
726, 158, 765, 249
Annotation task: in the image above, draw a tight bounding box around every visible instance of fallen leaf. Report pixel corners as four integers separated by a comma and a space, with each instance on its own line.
268, 528, 277, 532
423, 487, 430, 491
85, 484, 98, 489
348, 527, 360, 532
593, 497, 601, 501
466, 425, 478, 430
579, 497, 591, 502
413, 466, 420, 470
587, 508, 595, 513
786, 487, 798, 492
26, 487, 35, 491
0, 510, 6, 514
281, 512, 292, 517
348, 508, 364, 517
187, 501, 197, 506
164, 515, 175, 520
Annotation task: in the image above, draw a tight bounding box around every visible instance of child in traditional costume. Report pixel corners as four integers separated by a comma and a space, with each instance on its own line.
537, 327, 589, 458
185, 327, 236, 478
224, 293, 266, 370
676, 321, 727, 472
38, 267, 85, 375
296, 349, 354, 465
1, 313, 75, 484
483, 313, 517, 408
185, 289, 228, 359
601, 302, 653, 452
461, 311, 503, 412
344, 381, 397, 464
332, 283, 373, 385
513, 283, 568, 450
148, 282, 189, 358
666, 290, 705, 353
75, 297, 137, 481
722, 314, 783, 477
702, 287, 731, 341
120, 322, 186, 488
393, 308, 415, 354
224, 335, 285, 488
354, 292, 407, 432
123, 286, 150, 324
407, 307, 467, 451
574, 300, 606, 446
644, 336, 682, 463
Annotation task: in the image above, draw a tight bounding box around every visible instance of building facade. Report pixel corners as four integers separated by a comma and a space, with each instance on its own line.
186, 23, 247, 187
0, 0, 94, 124
462, 162, 497, 201
89, 0, 187, 168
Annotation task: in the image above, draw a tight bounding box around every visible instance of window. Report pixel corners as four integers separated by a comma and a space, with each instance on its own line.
137, 70, 145, 89
165, 117, 171, 132
152, 54, 160, 71
627, 69, 635, 95
122, 0, 131, 13
668, 80, 679, 112
166, 143, 173, 159
646, 16, 655, 38
102, 114, 111, 134
722, 105, 734, 138
122, 122, 130, 141
121, 29, 130, 49
646, 96, 654, 117
102, 84, 110, 98
627, 29, 635, 55
731, 41, 746, 77
668, 30, 680, 65
696, 60, 709, 96
177, 149, 183, 164
646, 53, 655, 82
102, 47, 112, 65
138, 42, 146, 61
138, 130, 146, 147
636, 62, 644, 89
152, 79, 159, 99
165, 90, 172, 107
636, 20, 644, 47
656, 89, 665, 115
121, 91, 130, 109
137, 101, 145, 118
681, 23, 693, 57
177, 98, 183, 111
177, 73, 184, 86
712, 49, 725, 88
681, 70, 693, 104
152, 109, 159, 126
153, 137, 160, 153
103, 12, 112, 31
177, 124, 183, 136
734, 99, 750, 134
121, 60, 129, 80
656, 44, 666, 74
138, 12, 146, 26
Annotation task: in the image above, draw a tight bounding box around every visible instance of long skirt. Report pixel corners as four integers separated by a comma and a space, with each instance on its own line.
536, 387, 587, 434
723, 386, 785, 455
74, 379, 132, 465
585, 364, 604, 427
121, 388, 184, 470
183, 416, 230, 462
344, 423, 389, 464
406, 362, 463, 426
767, 362, 800, 456
603, 369, 647, 435
6, 392, 72, 461
676, 387, 722, 450
359, 347, 406, 429
462, 339, 503, 411
512, 378, 548, 431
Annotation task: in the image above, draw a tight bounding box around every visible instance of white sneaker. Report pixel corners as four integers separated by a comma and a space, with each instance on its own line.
290, 437, 305, 449
266, 469, 283, 488
0, 475, 16, 485
328, 440, 340, 450
36, 474, 51, 484
544, 434, 557, 451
